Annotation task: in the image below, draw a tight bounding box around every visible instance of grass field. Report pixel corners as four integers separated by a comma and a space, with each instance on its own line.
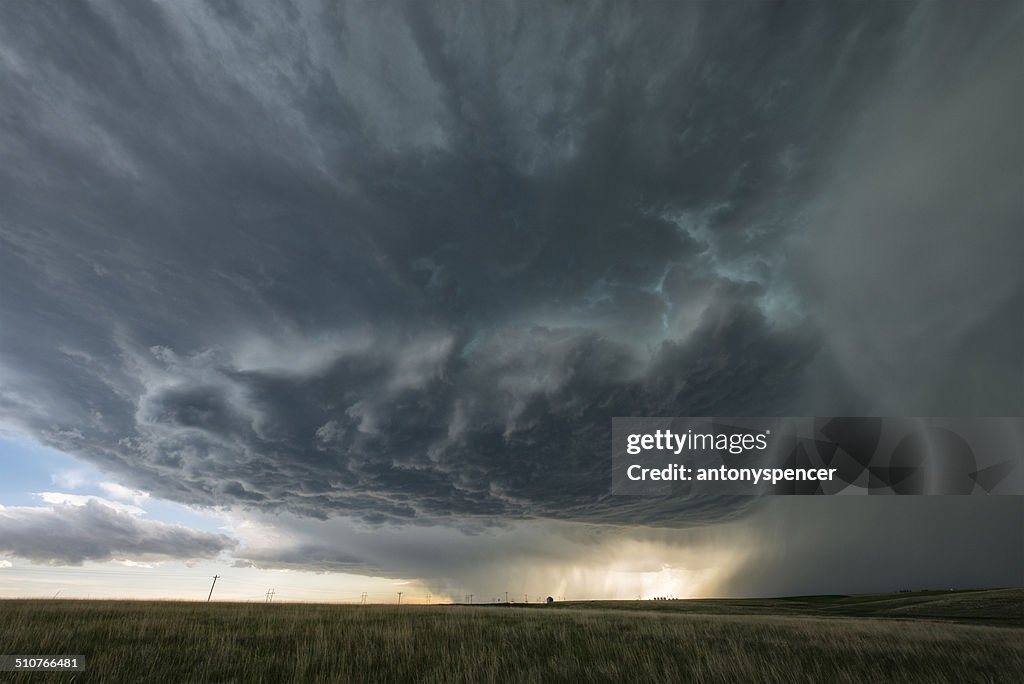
0, 589, 1021, 683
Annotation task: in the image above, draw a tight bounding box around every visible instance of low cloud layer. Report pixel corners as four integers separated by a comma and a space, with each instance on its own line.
0, 0, 1021, 591
0, 499, 236, 566
230, 496, 1023, 599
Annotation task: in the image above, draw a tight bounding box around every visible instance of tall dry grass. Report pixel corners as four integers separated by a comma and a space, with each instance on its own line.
0, 600, 1021, 683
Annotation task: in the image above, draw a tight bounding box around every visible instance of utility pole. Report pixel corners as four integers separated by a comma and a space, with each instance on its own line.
207, 575, 220, 602
468, 594, 473, 605
397, 591, 403, 606
265, 588, 275, 604
426, 593, 431, 606
360, 592, 367, 606
504, 591, 508, 603
524, 594, 528, 604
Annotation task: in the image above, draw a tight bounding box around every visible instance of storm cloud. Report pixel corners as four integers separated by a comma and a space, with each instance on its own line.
0, 499, 236, 566
227, 496, 1024, 600
0, 0, 1021, 544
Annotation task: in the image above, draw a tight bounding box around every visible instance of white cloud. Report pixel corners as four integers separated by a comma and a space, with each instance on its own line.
98, 482, 150, 505
33, 492, 146, 518
50, 469, 92, 490
117, 559, 156, 569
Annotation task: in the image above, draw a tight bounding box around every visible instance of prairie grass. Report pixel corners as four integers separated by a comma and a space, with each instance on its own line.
0, 594, 1021, 683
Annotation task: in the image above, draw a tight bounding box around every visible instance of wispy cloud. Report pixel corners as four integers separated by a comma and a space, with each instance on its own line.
98, 482, 150, 506
33, 492, 145, 518
50, 469, 93, 490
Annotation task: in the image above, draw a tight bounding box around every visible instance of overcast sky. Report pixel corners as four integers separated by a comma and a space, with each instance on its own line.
1, 1, 1021, 602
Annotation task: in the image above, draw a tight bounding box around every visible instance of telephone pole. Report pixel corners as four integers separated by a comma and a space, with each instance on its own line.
468, 594, 473, 605
265, 588, 275, 604
207, 575, 220, 602
360, 592, 367, 606
426, 593, 431, 606
397, 591, 403, 606
504, 591, 508, 603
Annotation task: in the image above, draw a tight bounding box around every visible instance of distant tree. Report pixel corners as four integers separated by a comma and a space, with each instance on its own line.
546, 596, 554, 604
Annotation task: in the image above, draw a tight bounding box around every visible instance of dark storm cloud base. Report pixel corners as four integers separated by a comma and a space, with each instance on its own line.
0, 1, 1020, 532
613, 417, 1024, 495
